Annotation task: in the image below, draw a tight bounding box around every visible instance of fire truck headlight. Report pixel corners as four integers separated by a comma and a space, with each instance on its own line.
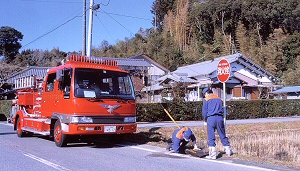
124, 117, 136, 123
71, 117, 93, 123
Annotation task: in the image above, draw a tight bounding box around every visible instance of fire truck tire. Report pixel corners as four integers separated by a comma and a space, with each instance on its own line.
54, 120, 68, 147
16, 117, 25, 137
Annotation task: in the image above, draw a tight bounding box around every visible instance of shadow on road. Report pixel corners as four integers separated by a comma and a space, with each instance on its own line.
0, 114, 7, 121
124, 127, 171, 145
0, 132, 16, 135
0, 123, 171, 149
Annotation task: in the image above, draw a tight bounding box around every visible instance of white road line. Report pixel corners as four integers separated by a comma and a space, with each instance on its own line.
127, 145, 277, 171
198, 158, 277, 171
23, 153, 71, 171
130, 145, 169, 153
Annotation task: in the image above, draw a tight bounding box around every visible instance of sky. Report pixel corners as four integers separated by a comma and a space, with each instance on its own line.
0, 0, 154, 53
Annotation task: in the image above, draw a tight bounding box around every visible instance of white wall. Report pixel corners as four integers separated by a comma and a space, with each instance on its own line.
148, 64, 167, 82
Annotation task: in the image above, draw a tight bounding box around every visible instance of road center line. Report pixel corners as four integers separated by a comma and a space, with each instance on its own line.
23, 153, 71, 171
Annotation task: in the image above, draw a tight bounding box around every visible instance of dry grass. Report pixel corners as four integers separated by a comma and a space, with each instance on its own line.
126, 121, 300, 169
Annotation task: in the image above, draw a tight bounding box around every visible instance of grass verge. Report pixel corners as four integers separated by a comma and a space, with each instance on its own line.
125, 121, 300, 169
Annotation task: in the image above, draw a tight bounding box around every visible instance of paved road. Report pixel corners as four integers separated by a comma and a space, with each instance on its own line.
138, 116, 300, 128
1, 121, 298, 171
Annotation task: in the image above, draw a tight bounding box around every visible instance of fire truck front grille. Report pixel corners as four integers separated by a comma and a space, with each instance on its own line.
92, 117, 129, 124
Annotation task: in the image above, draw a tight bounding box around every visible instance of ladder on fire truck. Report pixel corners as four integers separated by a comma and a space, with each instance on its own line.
14, 75, 37, 89
14, 75, 43, 117
14, 75, 51, 135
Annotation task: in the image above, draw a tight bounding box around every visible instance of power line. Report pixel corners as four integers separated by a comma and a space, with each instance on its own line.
97, 11, 152, 21
93, 1, 152, 40
20, 0, 83, 3
100, 0, 110, 6
21, 0, 152, 49
52, 7, 82, 34
97, 8, 135, 37
95, 14, 116, 43
22, 8, 88, 49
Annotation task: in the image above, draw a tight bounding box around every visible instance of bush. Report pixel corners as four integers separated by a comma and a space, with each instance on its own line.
137, 99, 300, 122
0, 100, 11, 119
2, 99, 299, 122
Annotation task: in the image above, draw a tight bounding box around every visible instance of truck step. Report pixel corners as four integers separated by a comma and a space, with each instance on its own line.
24, 118, 50, 124
22, 118, 51, 135
22, 127, 50, 136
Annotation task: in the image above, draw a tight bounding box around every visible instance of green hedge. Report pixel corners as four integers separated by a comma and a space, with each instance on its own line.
1, 99, 299, 122
136, 101, 203, 122
137, 99, 300, 122
0, 100, 12, 120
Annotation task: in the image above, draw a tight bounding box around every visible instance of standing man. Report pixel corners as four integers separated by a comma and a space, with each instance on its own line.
202, 87, 233, 159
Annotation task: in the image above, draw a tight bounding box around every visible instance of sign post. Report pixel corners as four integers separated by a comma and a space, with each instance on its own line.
217, 58, 230, 128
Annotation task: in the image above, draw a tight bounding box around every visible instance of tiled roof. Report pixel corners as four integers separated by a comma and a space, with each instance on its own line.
130, 53, 170, 72
141, 83, 164, 91
174, 53, 241, 77
271, 86, 300, 94
97, 56, 152, 67
157, 72, 198, 83
174, 53, 280, 83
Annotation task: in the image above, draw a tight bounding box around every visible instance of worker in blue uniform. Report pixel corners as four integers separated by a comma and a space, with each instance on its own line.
166, 126, 199, 153
202, 87, 233, 159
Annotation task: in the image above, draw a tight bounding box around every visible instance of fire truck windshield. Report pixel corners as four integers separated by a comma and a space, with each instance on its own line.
74, 68, 135, 100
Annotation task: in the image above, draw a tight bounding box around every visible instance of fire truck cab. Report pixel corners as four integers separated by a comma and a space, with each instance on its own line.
12, 54, 137, 147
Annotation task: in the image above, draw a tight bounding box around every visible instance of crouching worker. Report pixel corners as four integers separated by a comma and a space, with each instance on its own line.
166, 126, 199, 153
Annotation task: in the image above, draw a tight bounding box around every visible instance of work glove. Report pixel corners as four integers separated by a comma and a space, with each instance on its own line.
193, 144, 200, 150
203, 121, 207, 126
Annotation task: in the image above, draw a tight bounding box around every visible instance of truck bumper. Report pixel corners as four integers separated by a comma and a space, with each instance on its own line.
62, 123, 137, 135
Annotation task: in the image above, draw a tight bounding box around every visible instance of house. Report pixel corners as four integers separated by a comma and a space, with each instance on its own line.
128, 54, 170, 102
129, 53, 170, 89
270, 86, 300, 99
130, 53, 170, 82
141, 53, 281, 102
141, 72, 198, 102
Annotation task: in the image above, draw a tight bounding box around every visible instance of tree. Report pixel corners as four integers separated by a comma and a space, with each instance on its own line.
0, 61, 24, 89
281, 32, 300, 70
68, 0, 300, 86
163, 0, 189, 51
281, 67, 300, 86
151, 0, 177, 31
0, 26, 23, 63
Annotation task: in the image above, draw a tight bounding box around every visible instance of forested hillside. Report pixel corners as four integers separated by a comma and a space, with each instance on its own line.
1, 0, 300, 86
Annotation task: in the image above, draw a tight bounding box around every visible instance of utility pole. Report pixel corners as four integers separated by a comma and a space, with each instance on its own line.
82, 0, 86, 56
87, 0, 100, 57
87, 0, 94, 57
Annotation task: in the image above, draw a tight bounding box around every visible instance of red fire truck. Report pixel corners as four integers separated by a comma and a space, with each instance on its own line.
10, 54, 137, 147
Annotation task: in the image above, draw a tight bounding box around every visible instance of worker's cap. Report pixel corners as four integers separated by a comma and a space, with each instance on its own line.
183, 127, 192, 141
202, 87, 210, 94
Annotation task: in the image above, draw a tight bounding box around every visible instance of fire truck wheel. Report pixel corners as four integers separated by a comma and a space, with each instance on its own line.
54, 120, 68, 147
16, 117, 25, 137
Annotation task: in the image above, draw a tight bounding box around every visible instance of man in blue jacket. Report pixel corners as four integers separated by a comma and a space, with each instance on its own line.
202, 87, 233, 159
166, 126, 199, 153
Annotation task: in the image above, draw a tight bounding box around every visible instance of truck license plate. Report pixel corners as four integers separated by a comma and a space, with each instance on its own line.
104, 126, 116, 132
